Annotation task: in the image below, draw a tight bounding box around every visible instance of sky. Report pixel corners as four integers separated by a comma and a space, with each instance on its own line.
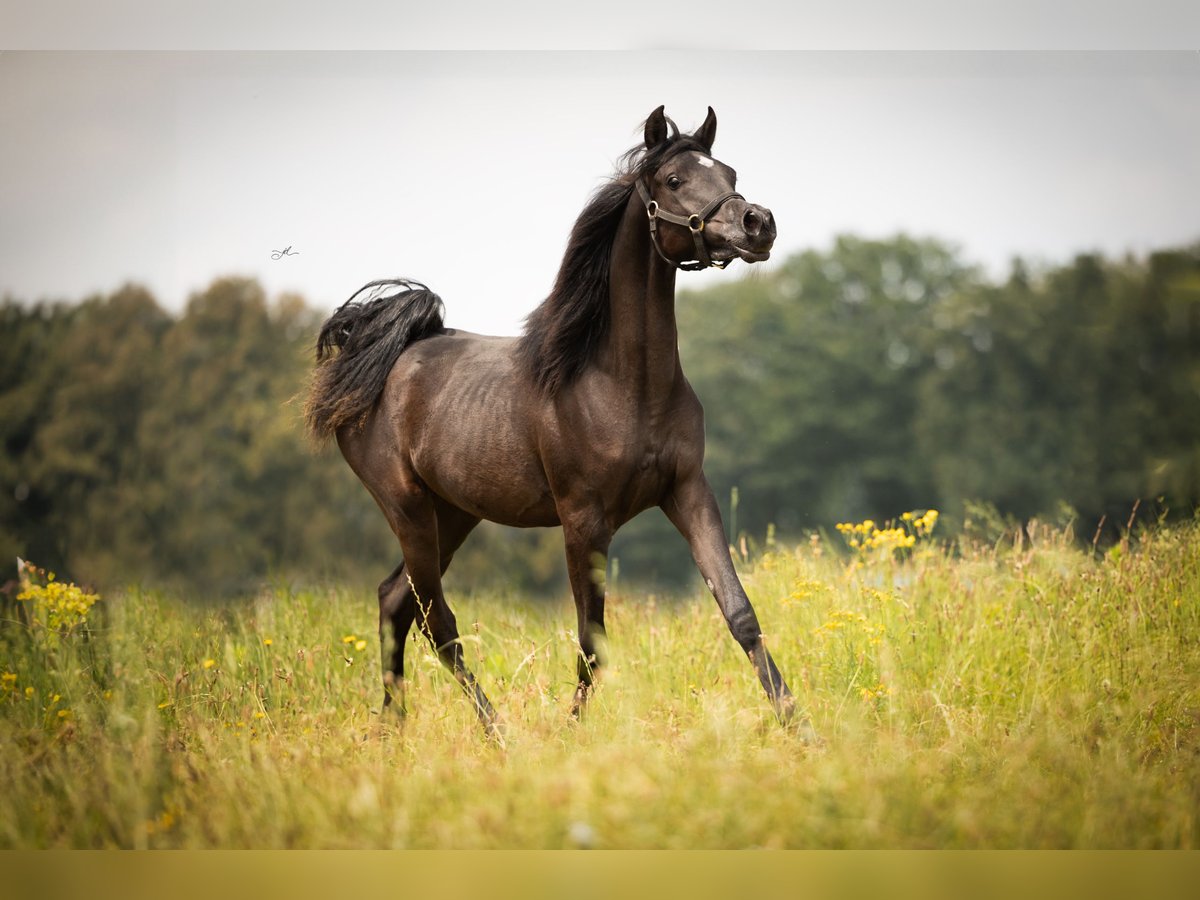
2, 6, 1199, 336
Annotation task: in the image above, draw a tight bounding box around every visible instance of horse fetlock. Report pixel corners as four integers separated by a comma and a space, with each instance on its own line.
728, 611, 764, 652
484, 716, 508, 747
381, 672, 408, 712
570, 681, 596, 720
576, 649, 601, 682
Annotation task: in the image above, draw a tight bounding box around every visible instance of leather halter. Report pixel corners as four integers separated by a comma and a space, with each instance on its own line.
636, 178, 744, 271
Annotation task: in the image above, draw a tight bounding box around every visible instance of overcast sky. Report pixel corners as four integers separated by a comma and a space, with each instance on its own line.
3, 11, 1198, 335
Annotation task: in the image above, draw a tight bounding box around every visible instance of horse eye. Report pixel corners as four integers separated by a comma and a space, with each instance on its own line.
666, 175, 682, 190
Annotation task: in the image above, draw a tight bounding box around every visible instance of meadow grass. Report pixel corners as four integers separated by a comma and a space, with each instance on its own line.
1, 519, 1198, 848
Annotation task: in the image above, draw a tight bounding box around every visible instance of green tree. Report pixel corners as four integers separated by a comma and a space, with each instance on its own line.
0, 298, 78, 569
679, 234, 976, 532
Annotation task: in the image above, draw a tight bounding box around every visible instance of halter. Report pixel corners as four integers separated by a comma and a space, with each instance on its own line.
636, 178, 744, 271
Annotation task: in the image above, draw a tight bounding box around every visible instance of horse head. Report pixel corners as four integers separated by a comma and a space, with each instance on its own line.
639, 105, 777, 270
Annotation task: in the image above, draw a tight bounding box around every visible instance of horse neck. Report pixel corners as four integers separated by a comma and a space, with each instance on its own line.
600, 193, 681, 400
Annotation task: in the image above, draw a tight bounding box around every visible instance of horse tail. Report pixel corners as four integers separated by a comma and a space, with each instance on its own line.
305, 278, 445, 439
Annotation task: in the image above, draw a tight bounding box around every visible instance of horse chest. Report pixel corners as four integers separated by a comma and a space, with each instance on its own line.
594, 435, 677, 513
608, 442, 668, 481
631, 447, 672, 499
591, 396, 700, 495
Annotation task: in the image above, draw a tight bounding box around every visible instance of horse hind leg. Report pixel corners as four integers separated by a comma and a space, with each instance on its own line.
382, 495, 498, 738
378, 504, 482, 715
378, 561, 416, 714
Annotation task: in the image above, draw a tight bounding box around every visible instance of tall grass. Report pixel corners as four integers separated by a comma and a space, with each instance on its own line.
1, 519, 1197, 848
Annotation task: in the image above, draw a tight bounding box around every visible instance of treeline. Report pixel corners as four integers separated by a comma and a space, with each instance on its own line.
1, 281, 382, 594
2, 236, 1199, 595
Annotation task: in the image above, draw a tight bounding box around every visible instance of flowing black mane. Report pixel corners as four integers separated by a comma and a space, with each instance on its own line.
516, 133, 708, 396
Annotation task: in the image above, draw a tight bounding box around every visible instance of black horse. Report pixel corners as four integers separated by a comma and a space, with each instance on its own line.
307, 106, 811, 740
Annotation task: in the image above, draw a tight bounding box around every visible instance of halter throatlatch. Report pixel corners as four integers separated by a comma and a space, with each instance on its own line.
636, 179, 744, 271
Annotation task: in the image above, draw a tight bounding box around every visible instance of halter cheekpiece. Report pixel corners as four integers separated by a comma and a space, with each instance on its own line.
636, 178, 744, 271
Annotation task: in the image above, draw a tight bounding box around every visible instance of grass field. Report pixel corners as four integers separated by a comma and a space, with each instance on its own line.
2, 518, 1198, 848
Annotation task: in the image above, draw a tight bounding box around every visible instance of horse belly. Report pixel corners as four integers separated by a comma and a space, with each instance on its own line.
412, 399, 559, 528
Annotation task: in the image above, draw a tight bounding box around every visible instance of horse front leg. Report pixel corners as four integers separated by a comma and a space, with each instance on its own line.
663, 471, 818, 742
560, 512, 612, 718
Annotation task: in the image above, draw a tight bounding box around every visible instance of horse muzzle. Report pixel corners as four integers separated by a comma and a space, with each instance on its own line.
709, 200, 776, 263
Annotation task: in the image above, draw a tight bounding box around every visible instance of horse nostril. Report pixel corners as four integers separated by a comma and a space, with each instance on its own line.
743, 208, 762, 236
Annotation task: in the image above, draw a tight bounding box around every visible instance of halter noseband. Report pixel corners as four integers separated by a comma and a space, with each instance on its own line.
636, 179, 744, 272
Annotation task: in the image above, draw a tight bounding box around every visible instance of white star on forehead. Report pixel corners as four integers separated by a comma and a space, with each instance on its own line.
694, 154, 714, 168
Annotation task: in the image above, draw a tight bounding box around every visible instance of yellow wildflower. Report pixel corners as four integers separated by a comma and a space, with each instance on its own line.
860, 682, 891, 702
837, 508, 938, 564
202, 658, 216, 670
16, 568, 99, 638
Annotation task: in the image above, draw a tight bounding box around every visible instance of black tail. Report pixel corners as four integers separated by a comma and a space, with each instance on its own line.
305, 278, 444, 438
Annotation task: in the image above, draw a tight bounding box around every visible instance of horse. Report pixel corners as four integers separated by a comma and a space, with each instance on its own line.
307, 106, 812, 741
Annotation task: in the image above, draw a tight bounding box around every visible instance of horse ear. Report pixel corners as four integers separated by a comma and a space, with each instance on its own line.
644, 105, 669, 148
693, 106, 717, 152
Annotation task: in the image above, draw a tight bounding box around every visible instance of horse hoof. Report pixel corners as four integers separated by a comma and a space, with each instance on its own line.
380, 699, 408, 720
779, 709, 823, 747
775, 699, 822, 746
792, 718, 823, 748
484, 718, 508, 747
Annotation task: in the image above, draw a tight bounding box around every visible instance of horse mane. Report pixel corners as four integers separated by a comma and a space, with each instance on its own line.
516, 132, 708, 396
